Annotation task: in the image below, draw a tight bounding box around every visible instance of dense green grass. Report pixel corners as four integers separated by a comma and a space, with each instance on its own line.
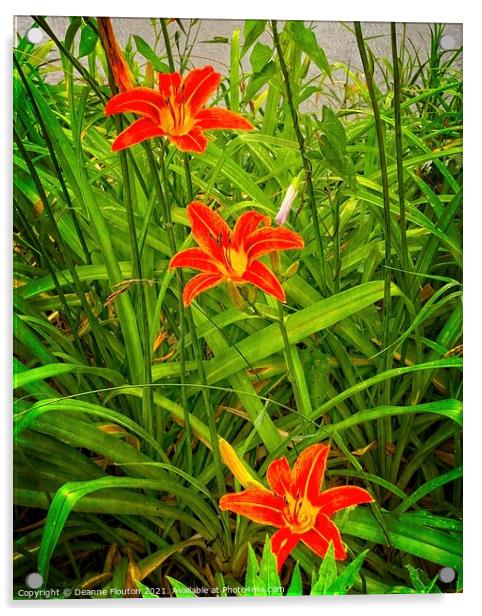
13, 18, 462, 597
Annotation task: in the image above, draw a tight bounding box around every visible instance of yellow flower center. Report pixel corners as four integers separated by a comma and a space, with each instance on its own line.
228, 248, 248, 277
158, 97, 193, 136
282, 492, 319, 534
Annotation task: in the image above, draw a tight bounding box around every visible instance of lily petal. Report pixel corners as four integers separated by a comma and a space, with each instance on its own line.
315, 486, 374, 515
158, 71, 182, 98
231, 210, 270, 252
111, 117, 166, 151
169, 127, 209, 153
241, 260, 286, 303
246, 227, 304, 262
266, 456, 293, 498
168, 247, 222, 275
105, 87, 164, 122
196, 107, 254, 131
182, 272, 223, 306
293, 444, 329, 504
219, 488, 285, 527
183, 65, 221, 114
302, 513, 346, 560
187, 201, 231, 261
271, 527, 300, 572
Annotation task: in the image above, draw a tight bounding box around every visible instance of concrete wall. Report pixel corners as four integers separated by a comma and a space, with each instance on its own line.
14, 17, 462, 109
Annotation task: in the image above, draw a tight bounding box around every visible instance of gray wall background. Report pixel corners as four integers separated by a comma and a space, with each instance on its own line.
14, 17, 462, 107
15, 17, 462, 68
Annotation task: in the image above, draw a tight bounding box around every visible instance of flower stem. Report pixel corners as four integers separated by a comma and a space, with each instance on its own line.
354, 22, 393, 476
160, 19, 175, 72
144, 142, 192, 474
181, 155, 226, 497
390, 23, 416, 372
159, 19, 229, 498
331, 188, 341, 294
390, 23, 410, 280
271, 20, 328, 295
387, 24, 422, 490
277, 301, 307, 421
118, 142, 154, 446
188, 306, 226, 496
103, 48, 154, 443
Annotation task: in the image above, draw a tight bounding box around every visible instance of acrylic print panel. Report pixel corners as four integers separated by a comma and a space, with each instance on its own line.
13, 16, 462, 600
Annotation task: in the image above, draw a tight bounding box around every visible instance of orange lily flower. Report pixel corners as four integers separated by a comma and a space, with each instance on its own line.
219, 443, 374, 572
168, 201, 304, 306
104, 65, 254, 153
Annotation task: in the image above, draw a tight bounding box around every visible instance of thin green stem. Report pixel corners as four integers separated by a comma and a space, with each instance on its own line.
390, 23, 420, 383
144, 143, 175, 249
145, 140, 197, 478
14, 56, 110, 368
176, 151, 225, 495
355, 22, 393, 477
271, 20, 328, 295
188, 307, 225, 497
277, 301, 306, 420
120, 143, 154, 445
230, 29, 241, 113
33, 16, 107, 101
147, 18, 225, 489
144, 142, 180, 444
387, 415, 414, 506
160, 19, 175, 72
14, 129, 83, 353
390, 23, 410, 279
183, 154, 194, 199
15, 59, 91, 268
332, 188, 341, 293
100, 40, 155, 445
178, 294, 193, 476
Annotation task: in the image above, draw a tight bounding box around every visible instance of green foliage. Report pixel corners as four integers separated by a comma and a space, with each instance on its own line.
134, 35, 170, 73
285, 21, 331, 76
286, 562, 303, 595
245, 538, 283, 596
78, 25, 98, 58
310, 543, 337, 594
13, 17, 462, 599
242, 20, 267, 56
311, 544, 369, 595
311, 107, 357, 190
250, 43, 273, 74
405, 564, 440, 594
135, 580, 159, 598
166, 577, 197, 598
163, 538, 368, 597
386, 565, 442, 594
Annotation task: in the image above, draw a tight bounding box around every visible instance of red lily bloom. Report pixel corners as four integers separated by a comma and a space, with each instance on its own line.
104, 65, 254, 153
168, 201, 304, 306
219, 444, 374, 572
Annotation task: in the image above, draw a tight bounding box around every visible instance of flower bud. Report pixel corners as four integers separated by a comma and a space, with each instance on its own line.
275, 174, 302, 226
226, 281, 246, 311
97, 17, 134, 92
246, 285, 258, 305
284, 261, 300, 279
145, 61, 154, 88
269, 251, 281, 274
218, 438, 264, 490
